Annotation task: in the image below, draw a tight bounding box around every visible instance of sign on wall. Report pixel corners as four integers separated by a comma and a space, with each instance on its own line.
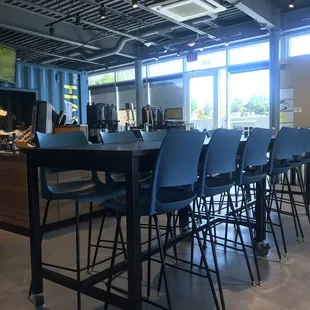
63, 73, 79, 123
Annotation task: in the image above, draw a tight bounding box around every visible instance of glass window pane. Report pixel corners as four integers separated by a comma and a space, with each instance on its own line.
116, 68, 135, 81
219, 69, 227, 128
90, 85, 116, 106
148, 59, 183, 78
229, 69, 269, 129
149, 78, 183, 110
89, 72, 115, 85
186, 51, 226, 71
229, 42, 269, 65
189, 76, 214, 130
289, 34, 310, 57
118, 84, 136, 110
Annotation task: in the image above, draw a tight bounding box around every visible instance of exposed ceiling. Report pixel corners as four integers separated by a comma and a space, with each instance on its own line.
0, 0, 309, 72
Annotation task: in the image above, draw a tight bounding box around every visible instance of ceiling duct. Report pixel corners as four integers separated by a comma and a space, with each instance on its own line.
150, 0, 226, 22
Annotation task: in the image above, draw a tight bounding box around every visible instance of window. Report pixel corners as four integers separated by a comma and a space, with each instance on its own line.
148, 59, 183, 78
118, 84, 136, 109
289, 34, 310, 57
89, 72, 115, 85
90, 85, 116, 105
229, 42, 269, 65
149, 78, 184, 110
229, 69, 269, 129
117, 68, 135, 82
186, 51, 226, 71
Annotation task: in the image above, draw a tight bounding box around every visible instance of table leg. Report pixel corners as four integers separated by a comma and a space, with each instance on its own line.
27, 158, 44, 308
306, 163, 310, 206
125, 156, 142, 310
255, 178, 270, 257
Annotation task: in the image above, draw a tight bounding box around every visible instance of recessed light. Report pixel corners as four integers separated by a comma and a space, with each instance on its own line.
188, 42, 196, 47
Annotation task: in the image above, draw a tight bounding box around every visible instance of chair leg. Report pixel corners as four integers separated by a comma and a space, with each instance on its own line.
87, 202, 93, 273
92, 211, 106, 270
104, 213, 122, 310
153, 214, 173, 310
202, 197, 226, 310
228, 192, 255, 285
241, 187, 262, 285
188, 208, 221, 310
285, 173, 304, 241
119, 225, 127, 260
258, 182, 282, 262
147, 216, 152, 300
157, 213, 172, 295
75, 201, 82, 310
28, 200, 51, 298
270, 178, 288, 257
224, 196, 229, 253
296, 167, 310, 225
172, 211, 179, 264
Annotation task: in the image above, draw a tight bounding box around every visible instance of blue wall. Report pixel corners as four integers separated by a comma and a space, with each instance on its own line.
0, 62, 89, 123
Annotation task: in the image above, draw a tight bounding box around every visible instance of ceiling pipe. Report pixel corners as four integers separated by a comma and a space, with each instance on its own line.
40, 15, 219, 64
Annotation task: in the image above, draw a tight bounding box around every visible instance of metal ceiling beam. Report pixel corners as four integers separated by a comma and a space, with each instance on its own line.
282, 6, 310, 31
0, 0, 145, 43
0, 2, 137, 58
226, 0, 276, 29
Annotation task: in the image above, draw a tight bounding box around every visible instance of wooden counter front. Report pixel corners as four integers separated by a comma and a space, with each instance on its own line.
0, 151, 102, 232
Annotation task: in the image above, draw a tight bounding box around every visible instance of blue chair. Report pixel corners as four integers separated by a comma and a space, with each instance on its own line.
233, 128, 281, 284
95, 129, 221, 310
207, 129, 216, 138
140, 130, 167, 142
195, 129, 257, 291
100, 130, 151, 183
32, 131, 125, 310
266, 127, 303, 256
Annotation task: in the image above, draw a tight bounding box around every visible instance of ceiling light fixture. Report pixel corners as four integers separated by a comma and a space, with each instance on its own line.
132, 0, 138, 8
176, 51, 181, 57
224, 41, 230, 47
49, 25, 55, 36
199, 47, 204, 52
144, 42, 153, 47
155, 55, 159, 61
75, 14, 81, 26
163, 49, 168, 53
288, 0, 295, 8
100, 4, 106, 19
187, 41, 196, 47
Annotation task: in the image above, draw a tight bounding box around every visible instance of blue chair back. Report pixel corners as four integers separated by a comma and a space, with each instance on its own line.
140, 130, 167, 142
241, 128, 273, 168
303, 128, 310, 153
207, 129, 216, 138
36, 131, 93, 197
272, 127, 300, 160
147, 129, 206, 215
100, 131, 137, 144
292, 128, 308, 156
201, 129, 242, 177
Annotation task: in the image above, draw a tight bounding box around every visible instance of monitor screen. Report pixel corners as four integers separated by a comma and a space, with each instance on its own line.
164, 108, 183, 120
0, 46, 17, 84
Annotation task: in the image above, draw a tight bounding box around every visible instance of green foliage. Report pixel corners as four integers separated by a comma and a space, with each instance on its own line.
231, 98, 245, 113
245, 95, 269, 115
90, 73, 115, 85
191, 97, 198, 113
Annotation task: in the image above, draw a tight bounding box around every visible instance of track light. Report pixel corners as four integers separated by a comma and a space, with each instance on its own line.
154, 54, 159, 61
289, 0, 295, 8
100, 4, 106, 19
144, 42, 153, 47
187, 41, 196, 47
176, 51, 181, 57
199, 47, 204, 52
163, 49, 168, 53
132, 0, 138, 8
75, 14, 81, 26
224, 41, 230, 47
49, 25, 55, 36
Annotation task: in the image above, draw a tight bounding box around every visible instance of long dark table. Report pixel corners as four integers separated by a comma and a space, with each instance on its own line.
25, 138, 268, 310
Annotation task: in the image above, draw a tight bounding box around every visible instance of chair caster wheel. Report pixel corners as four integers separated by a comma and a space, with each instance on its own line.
302, 238, 305, 242
252, 281, 256, 286
259, 281, 262, 286
297, 237, 300, 241
91, 267, 96, 272
285, 253, 288, 257
279, 260, 282, 263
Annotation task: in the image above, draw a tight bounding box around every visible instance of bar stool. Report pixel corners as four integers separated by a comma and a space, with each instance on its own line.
232, 128, 282, 285
29, 131, 126, 310
265, 127, 301, 256
195, 129, 255, 295
95, 129, 222, 310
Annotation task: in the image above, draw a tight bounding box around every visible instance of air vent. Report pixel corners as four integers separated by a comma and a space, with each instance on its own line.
150, 0, 227, 22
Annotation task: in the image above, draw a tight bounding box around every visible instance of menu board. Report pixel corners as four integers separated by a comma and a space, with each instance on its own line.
0, 46, 16, 83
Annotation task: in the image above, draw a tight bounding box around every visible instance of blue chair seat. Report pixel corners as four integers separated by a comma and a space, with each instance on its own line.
45, 181, 125, 203
196, 176, 235, 197
289, 159, 303, 168
265, 161, 292, 175
233, 169, 266, 186
102, 187, 196, 216
302, 157, 310, 164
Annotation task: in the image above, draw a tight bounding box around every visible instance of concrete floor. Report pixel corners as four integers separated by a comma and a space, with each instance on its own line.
1, 202, 310, 310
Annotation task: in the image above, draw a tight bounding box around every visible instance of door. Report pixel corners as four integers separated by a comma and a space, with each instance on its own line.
186, 70, 219, 130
